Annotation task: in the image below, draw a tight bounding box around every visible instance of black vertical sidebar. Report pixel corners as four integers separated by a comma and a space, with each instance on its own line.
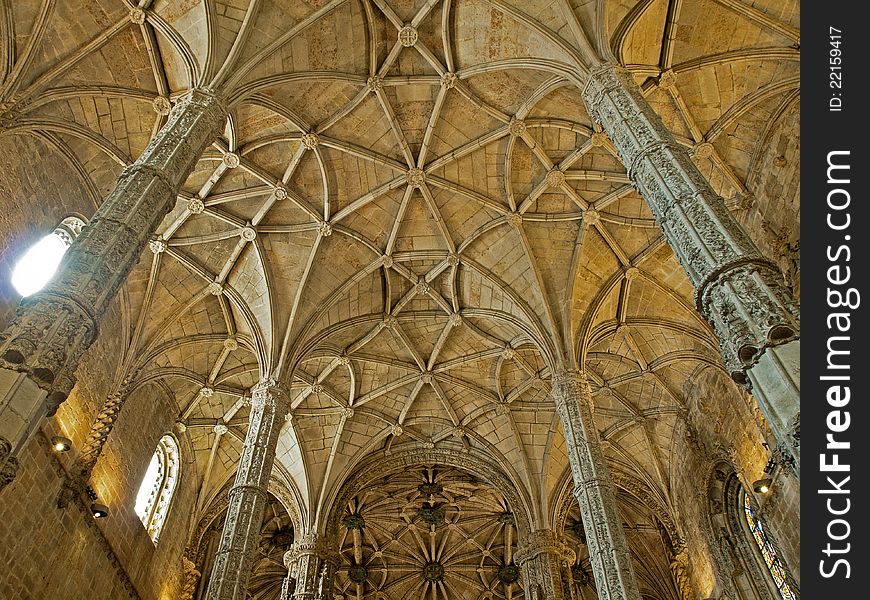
802, 2, 868, 597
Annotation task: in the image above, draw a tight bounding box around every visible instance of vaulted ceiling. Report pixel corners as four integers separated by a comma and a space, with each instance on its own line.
0, 0, 799, 597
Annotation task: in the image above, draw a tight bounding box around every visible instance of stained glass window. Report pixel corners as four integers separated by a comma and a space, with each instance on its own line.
135, 434, 180, 544
743, 493, 796, 600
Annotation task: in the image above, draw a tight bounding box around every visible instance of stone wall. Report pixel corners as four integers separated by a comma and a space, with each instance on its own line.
0, 317, 196, 599
741, 100, 801, 300
669, 363, 801, 597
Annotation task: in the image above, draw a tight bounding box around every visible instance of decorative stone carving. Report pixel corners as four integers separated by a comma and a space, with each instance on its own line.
342, 407, 354, 419
446, 253, 460, 267
208, 281, 224, 296
501, 347, 515, 360
274, 184, 288, 200
204, 379, 290, 600
669, 549, 694, 600
213, 423, 228, 436
149, 236, 167, 254
398, 26, 418, 47
590, 131, 609, 147
546, 169, 566, 188
381, 255, 393, 268
317, 221, 333, 237
187, 196, 205, 214
240, 226, 257, 242
506, 212, 523, 228
508, 118, 527, 137
283, 533, 338, 600
366, 76, 383, 93
583, 209, 600, 226
152, 96, 172, 116
415, 281, 430, 295
406, 168, 426, 188
551, 370, 642, 600
301, 132, 319, 150
448, 313, 462, 327
516, 529, 575, 600
201, 386, 215, 397
129, 8, 146, 25
440, 72, 458, 89
693, 142, 714, 159
180, 556, 201, 600
581, 64, 799, 385
1, 436, 18, 490
0, 88, 227, 441
224, 337, 239, 351
222, 152, 240, 168
337, 355, 350, 367
390, 424, 403, 437
658, 69, 677, 90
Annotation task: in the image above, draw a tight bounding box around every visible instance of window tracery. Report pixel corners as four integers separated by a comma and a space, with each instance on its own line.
135, 434, 180, 544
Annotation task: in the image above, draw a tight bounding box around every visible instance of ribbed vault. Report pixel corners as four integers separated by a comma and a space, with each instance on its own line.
0, 0, 799, 598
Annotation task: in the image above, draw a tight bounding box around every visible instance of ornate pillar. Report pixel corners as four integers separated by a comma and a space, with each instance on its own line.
57, 385, 130, 507
581, 63, 800, 463
282, 534, 337, 600
0, 88, 227, 490
552, 370, 641, 600
516, 529, 576, 600
180, 555, 202, 600
204, 379, 290, 600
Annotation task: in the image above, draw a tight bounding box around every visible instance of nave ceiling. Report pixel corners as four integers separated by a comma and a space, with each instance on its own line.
0, 0, 799, 596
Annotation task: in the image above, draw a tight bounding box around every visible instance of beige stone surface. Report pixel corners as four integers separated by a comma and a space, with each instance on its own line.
0, 0, 800, 598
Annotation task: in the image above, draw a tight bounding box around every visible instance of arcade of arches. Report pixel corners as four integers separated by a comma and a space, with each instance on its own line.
0, 1, 800, 599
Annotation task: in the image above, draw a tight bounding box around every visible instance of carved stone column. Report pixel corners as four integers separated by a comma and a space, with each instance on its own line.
668, 547, 695, 600
180, 555, 202, 600
204, 379, 290, 600
552, 370, 641, 600
282, 534, 337, 600
0, 88, 227, 490
515, 529, 575, 600
581, 63, 800, 462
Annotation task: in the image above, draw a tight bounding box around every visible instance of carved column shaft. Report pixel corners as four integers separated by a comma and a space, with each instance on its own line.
516, 530, 575, 600
283, 534, 336, 600
204, 380, 290, 600
552, 371, 641, 600
581, 64, 800, 460
0, 89, 227, 490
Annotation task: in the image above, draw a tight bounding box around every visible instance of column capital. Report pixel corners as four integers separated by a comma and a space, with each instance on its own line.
515, 529, 575, 564
285, 532, 339, 564
251, 378, 291, 412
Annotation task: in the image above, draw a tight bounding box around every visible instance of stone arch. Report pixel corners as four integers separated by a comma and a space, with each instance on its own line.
706, 462, 798, 600
323, 446, 534, 544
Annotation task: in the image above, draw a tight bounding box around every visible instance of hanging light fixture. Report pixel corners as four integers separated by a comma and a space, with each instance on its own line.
90, 503, 109, 518
50, 435, 72, 452
752, 478, 773, 494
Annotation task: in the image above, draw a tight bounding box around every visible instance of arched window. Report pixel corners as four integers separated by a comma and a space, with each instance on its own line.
708, 464, 799, 600
742, 493, 797, 600
135, 434, 180, 544
11, 216, 86, 296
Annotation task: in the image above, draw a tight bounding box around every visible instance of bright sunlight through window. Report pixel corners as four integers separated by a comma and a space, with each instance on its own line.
11, 216, 85, 296
135, 434, 180, 544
